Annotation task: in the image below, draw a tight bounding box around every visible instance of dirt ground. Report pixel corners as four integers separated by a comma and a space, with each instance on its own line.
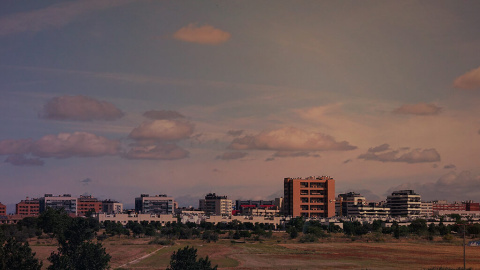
30, 235, 480, 270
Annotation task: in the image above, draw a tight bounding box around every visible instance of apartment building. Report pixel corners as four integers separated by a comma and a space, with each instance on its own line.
386, 190, 421, 217
420, 202, 433, 217
336, 192, 367, 216
199, 193, 233, 216
135, 194, 175, 214
102, 199, 123, 214
77, 195, 102, 216
39, 194, 77, 215
16, 197, 40, 216
357, 202, 390, 217
283, 176, 335, 218
0, 202, 6, 216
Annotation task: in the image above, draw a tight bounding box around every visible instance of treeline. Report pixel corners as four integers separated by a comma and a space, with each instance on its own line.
0, 208, 109, 270
102, 219, 276, 243
285, 217, 480, 242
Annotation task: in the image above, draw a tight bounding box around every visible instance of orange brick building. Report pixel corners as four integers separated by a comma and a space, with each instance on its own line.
77, 195, 102, 216
284, 176, 335, 218
0, 202, 6, 216
16, 197, 40, 216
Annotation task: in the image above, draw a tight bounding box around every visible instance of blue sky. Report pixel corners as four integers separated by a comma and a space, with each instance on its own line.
1, 0, 480, 210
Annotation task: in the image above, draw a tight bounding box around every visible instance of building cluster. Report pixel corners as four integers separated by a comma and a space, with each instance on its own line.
1, 175, 479, 227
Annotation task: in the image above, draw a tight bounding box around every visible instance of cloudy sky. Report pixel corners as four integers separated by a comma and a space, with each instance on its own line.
1, 0, 480, 210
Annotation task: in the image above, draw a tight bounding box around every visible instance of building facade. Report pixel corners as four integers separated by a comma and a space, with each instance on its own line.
386, 190, 421, 217
0, 202, 6, 216
135, 194, 175, 214
283, 176, 335, 218
16, 197, 40, 216
77, 195, 102, 216
336, 192, 367, 216
199, 193, 233, 216
102, 200, 123, 214
39, 194, 77, 215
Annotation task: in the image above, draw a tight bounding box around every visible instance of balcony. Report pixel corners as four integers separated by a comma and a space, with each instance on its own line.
310, 190, 324, 196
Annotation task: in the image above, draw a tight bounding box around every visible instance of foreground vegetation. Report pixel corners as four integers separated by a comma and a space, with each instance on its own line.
2, 212, 480, 269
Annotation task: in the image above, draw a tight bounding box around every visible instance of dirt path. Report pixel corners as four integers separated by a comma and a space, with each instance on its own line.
117, 246, 166, 269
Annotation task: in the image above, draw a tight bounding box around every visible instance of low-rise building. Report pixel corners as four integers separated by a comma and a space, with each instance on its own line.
96, 213, 177, 225
77, 195, 102, 216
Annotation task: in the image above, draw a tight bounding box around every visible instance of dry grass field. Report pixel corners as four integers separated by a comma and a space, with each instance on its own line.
30, 234, 480, 270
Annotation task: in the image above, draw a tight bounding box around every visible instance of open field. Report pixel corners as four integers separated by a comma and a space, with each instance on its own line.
30, 234, 480, 269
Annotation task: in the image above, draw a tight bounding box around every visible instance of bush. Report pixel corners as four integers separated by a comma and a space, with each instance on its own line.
299, 234, 317, 243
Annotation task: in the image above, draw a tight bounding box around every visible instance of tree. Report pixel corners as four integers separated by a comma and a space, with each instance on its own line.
166, 246, 217, 270
48, 242, 110, 270
0, 236, 42, 270
48, 218, 110, 270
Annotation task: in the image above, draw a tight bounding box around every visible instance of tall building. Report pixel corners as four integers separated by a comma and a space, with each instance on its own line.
283, 176, 335, 218
135, 194, 175, 214
386, 190, 421, 217
199, 193, 233, 216
16, 197, 40, 216
39, 194, 77, 215
102, 200, 123, 214
0, 202, 6, 216
77, 195, 102, 216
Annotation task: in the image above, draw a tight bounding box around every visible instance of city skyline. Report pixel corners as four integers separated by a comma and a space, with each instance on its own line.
1, 1, 480, 209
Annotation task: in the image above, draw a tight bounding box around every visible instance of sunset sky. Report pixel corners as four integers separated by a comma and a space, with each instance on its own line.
1, 1, 480, 211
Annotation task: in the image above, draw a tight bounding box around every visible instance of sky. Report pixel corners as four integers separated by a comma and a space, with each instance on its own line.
1, 0, 480, 211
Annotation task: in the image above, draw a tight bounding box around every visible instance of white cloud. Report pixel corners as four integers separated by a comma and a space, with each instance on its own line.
392, 103, 442, 115
228, 127, 356, 151
128, 120, 194, 141
173, 23, 231, 45
41, 95, 124, 121
453, 66, 480, 90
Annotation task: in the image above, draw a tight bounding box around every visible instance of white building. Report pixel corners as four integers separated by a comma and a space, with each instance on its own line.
135, 194, 175, 214
39, 194, 77, 215
199, 193, 233, 216
387, 190, 421, 217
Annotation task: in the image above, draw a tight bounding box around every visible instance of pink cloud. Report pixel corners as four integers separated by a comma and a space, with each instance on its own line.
31, 132, 120, 158
228, 127, 356, 151
392, 103, 442, 115
173, 23, 231, 45
453, 66, 480, 90
143, 110, 185, 120
216, 152, 247, 160
123, 143, 189, 160
42, 95, 124, 121
128, 120, 194, 141
4, 155, 44, 166
0, 139, 33, 155
358, 146, 440, 164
